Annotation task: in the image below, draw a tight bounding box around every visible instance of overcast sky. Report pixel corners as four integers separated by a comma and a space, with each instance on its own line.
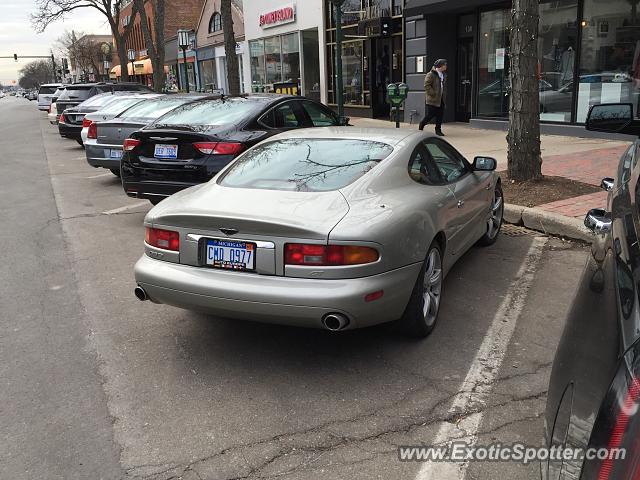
1, 0, 109, 85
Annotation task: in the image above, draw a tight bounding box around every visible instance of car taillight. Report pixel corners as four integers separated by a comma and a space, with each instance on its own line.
87, 122, 97, 139
48, 104, 52, 114
82, 117, 92, 128
123, 138, 141, 151
193, 142, 244, 155
59, 113, 65, 123
145, 227, 179, 251
284, 244, 379, 266
597, 374, 640, 480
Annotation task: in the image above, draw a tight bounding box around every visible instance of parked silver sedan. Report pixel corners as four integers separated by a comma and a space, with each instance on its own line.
134, 128, 503, 337
85, 95, 208, 175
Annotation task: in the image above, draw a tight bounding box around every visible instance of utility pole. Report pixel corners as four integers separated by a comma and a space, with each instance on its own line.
50, 53, 57, 82
329, 0, 346, 124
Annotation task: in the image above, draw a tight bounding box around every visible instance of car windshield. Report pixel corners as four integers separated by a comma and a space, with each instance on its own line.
152, 98, 258, 128
78, 94, 116, 108
218, 139, 393, 192
59, 87, 93, 101
97, 97, 146, 115
119, 97, 194, 120
38, 86, 57, 95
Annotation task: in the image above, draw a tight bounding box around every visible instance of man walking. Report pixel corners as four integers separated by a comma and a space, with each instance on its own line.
419, 59, 448, 136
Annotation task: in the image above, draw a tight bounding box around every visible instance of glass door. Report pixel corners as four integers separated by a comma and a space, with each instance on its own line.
477, 8, 511, 118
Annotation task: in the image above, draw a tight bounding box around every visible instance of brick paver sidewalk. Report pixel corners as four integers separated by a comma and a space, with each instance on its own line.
533, 145, 628, 218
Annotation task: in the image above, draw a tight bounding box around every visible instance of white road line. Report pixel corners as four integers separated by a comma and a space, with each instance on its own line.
87, 173, 112, 179
102, 201, 149, 215
416, 236, 547, 480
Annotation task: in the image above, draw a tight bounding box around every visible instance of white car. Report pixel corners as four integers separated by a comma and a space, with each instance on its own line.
80, 94, 160, 144
37, 83, 63, 111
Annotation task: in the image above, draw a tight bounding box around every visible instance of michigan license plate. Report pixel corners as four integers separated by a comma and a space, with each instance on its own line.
205, 239, 255, 271
154, 144, 178, 159
110, 149, 123, 159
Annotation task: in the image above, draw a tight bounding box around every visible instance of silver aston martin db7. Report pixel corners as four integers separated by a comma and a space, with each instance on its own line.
134, 127, 503, 337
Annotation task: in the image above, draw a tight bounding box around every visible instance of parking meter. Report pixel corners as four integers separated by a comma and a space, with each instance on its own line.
387, 82, 408, 128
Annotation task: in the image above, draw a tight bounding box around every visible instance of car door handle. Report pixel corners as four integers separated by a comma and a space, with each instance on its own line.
457, 200, 465, 208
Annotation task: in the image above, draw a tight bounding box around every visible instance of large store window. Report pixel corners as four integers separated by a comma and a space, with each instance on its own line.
199, 59, 218, 91
250, 40, 266, 91
538, 0, 579, 122
577, 0, 640, 121
250, 35, 301, 93
478, 9, 511, 118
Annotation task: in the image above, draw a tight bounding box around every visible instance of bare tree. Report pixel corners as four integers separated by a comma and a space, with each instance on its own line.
507, 0, 542, 181
32, 0, 139, 82
221, 0, 240, 96
19, 60, 55, 89
132, 0, 165, 92
57, 31, 104, 81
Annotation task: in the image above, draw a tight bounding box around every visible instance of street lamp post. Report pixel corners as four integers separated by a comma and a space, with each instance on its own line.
127, 48, 135, 82
329, 0, 346, 124
177, 29, 191, 93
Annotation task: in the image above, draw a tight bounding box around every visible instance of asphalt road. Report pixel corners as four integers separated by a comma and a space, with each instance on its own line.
1, 96, 589, 480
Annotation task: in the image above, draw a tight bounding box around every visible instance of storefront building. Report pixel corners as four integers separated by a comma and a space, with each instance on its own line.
325, 0, 405, 118
195, 0, 246, 93
405, 0, 640, 131
243, 1, 326, 103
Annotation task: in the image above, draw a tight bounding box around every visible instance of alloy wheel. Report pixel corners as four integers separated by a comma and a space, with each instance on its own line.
422, 248, 442, 327
487, 186, 504, 240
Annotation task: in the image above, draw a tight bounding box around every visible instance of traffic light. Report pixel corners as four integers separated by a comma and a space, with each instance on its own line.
13, 54, 17, 61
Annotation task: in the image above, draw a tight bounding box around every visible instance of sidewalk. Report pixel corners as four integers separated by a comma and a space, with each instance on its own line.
349, 117, 630, 219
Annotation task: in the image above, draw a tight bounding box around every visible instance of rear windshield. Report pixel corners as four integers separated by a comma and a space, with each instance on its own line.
97, 97, 145, 115
152, 98, 258, 128
119, 97, 193, 120
79, 94, 115, 108
38, 86, 57, 95
218, 139, 393, 192
58, 87, 93, 101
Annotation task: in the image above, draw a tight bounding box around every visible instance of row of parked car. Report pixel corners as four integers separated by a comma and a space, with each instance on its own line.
39, 81, 640, 479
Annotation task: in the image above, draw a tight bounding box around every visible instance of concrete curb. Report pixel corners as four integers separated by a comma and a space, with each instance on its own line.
504, 203, 592, 242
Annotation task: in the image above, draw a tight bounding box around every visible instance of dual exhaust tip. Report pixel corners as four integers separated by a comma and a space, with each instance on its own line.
135, 285, 350, 332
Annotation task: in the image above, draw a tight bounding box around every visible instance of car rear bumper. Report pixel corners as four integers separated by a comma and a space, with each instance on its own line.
122, 178, 197, 200
134, 254, 420, 329
85, 143, 122, 169
58, 123, 82, 139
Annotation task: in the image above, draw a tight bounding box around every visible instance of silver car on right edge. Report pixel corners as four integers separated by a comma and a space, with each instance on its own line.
134, 128, 503, 337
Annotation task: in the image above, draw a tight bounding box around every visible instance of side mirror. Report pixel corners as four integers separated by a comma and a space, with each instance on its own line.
600, 177, 615, 192
586, 103, 633, 133
473, 156, 497, 171
584, 208, 612, 234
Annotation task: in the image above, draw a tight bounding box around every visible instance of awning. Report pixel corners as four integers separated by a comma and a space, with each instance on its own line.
405, 0, 496, 16
110, 59, 169, 77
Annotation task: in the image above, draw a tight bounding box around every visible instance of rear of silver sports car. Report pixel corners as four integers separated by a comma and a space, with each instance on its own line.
134, 135, 420, 330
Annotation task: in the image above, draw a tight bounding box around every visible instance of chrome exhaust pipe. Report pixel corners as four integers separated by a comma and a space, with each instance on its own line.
134, 286, 148, 301
322, 313, 350, 331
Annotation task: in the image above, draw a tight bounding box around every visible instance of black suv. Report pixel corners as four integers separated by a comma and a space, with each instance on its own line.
543, 103, 640, 480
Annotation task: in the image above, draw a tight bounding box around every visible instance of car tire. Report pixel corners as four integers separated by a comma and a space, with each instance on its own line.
110, 169, 121, 177
477, 182, 504, 246
398, 241, 443, 338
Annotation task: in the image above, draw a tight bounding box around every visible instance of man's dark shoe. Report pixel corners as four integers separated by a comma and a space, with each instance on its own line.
436, 130, 445, 136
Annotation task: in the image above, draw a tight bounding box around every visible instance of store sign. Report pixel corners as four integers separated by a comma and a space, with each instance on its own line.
259, 4, 296, 28
134, 62, 145, 74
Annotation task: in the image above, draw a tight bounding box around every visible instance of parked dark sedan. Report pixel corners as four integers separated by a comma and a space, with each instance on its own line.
121, 94, 344, 204
543, 103, 640, 480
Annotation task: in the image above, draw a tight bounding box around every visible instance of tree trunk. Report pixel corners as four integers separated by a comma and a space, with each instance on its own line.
507, 0, 542, 181
221, 0, 240, 96
115, 38, 130, 82
133, 0, 166, 92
